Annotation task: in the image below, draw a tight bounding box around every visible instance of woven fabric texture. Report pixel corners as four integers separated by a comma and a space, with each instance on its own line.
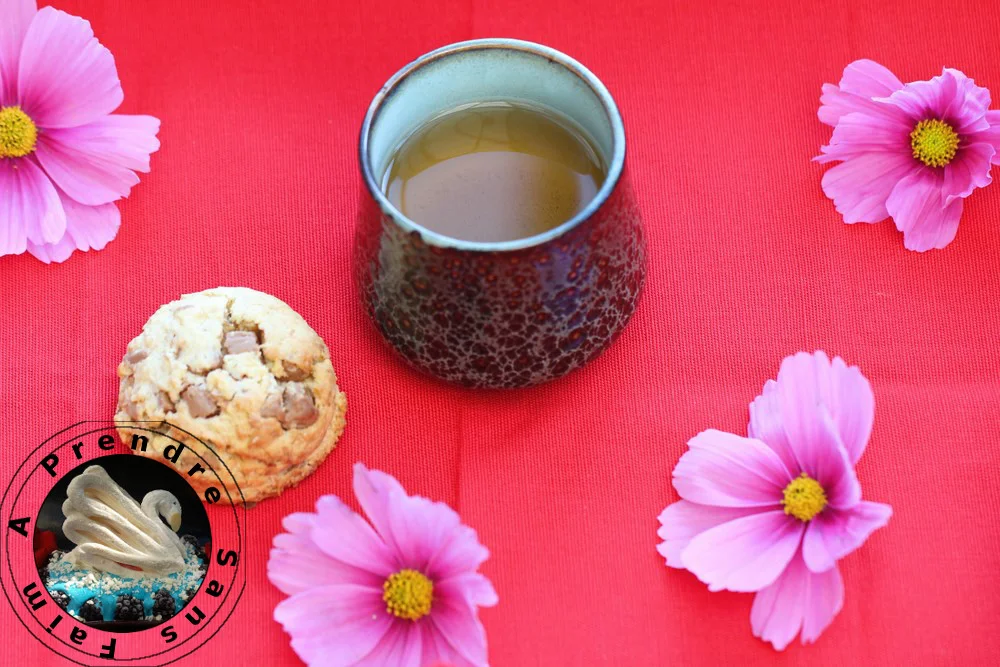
2, 0, 999, 664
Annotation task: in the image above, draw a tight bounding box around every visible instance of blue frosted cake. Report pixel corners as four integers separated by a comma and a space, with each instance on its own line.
43, 539, 205, 622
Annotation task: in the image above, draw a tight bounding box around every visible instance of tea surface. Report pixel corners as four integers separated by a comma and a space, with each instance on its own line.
383, 102, 605, 243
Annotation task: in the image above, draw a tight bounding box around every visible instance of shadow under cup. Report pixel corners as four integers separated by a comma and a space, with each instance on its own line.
355, 39, 646, 388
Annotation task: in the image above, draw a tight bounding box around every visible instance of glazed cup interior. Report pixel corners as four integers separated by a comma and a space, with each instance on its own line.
359, 38, 626, 252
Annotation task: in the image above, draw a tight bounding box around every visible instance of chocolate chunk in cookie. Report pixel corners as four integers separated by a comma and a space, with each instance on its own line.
182, 385, 218, 418
281, 383, 318, 429
224, 330, 259, 355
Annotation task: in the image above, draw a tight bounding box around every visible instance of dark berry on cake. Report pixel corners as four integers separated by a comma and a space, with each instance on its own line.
114, 594, 144, 621
152, 589, 176, 619
50, 590, 70, 610
78, 599, 103, 622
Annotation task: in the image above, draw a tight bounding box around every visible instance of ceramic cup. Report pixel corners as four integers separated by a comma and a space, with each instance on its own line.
355, 38, 646, 388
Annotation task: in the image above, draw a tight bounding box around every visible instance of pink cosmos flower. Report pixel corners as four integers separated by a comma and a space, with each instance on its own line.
816, 60, 1000, 251
0, 0, 159, 263
268, 463, 499, 667
657, 351, 892, 650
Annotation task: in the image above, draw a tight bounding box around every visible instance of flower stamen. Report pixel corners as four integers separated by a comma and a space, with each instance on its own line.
782, 473, 827, 522
383, 569, 433, 621
910, 119, 959, 168
0, 106, 38, 158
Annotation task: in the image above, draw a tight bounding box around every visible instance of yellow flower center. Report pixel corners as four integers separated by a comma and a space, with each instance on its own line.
0, 106, 38, 158
383, 569, 433, 621
782, 473, 827, 522
910, 119, 959, 168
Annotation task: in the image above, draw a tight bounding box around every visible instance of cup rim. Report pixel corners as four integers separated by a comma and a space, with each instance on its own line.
358, 38, 627, 253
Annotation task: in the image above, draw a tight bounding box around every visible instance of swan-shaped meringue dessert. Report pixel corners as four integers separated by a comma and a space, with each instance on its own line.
61, 465, 187, 578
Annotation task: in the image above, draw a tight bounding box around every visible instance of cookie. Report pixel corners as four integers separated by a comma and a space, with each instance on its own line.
115, 287, 347, 503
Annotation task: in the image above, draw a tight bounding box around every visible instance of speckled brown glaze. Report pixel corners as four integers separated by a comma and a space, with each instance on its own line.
354, 167, 645, 388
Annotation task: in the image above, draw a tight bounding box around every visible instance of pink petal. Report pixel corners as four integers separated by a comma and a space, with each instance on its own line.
268, 512, 382, 596
274, 584, 385, 636
310, 495, 397, 577
767, 368, 862, 508
273, 584, 391, 666
680, 510, 804, 593
0, 157, 64, 253
353, 463, 472, 576
34, 114, 159, 205
353, 463, 408, 552
886, 168, 963, 251
672, 430, 791, 508
656, 500, 762, 569
802, 501, 892, 573
816, 60, 904, 128
421, 621, 478, 667
970, 110, 1000, 165
25, 231, 74, 263
425, 525, 490, 583
751, 553, 844, 650
879, 70, 956, 122
27, 195, 120, 263
354, 621, 422, 667
816, 109, 911, 163
0, 0, 35, 105
818, 151, 917, 224
353, 463, 490, 583
838, 59, 904, 98
58, 194, 119, 252
809, 414, 861, 510
752, 351, 875, 466
942, 142, 994, 205
879, 69, 990, 135
436, 572, 499, 608
747, 381, 797, 473
17, 7, 123, 129
800, 563, 845, 644
430, 588, 490, 667
939, 68, 991, 134
817, 84, 885, 128
389, 495, 466, 573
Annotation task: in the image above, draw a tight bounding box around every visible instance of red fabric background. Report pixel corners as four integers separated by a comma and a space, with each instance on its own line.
2, 0, 1000, 664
